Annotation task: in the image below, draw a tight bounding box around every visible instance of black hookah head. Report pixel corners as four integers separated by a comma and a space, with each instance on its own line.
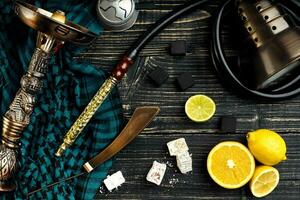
237, 0, 300, 90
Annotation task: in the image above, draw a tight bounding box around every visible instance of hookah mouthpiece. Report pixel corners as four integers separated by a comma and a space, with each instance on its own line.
55, 56, 133, 156
55, 77, 118, 157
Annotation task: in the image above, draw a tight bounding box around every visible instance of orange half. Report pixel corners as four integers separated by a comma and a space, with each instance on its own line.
207, 141, 255, 189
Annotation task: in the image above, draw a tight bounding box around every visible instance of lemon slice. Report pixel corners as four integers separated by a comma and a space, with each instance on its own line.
185, 95, 216, 122
207, 141, 255, 189
250, 166, 280, 198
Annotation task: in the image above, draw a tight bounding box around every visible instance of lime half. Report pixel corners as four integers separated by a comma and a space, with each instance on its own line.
185, 95, 216, 122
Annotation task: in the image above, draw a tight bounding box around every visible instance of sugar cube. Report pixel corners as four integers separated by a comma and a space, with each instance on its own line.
167, 138, 189, 156
146, 161, 167, 185
103, 171, 125, 192
176, 151, 193, 174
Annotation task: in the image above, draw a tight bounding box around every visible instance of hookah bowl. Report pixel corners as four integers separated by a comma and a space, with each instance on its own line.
237, 0, 300, 89
0, 1, 97, 191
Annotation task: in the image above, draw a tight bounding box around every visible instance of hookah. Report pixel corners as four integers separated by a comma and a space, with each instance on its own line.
0, 1, 97, 191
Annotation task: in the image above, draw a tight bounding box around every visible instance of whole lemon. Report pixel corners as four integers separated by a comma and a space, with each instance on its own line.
247, 129, 287, 166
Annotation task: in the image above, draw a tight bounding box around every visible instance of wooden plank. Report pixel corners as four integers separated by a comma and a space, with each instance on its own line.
82, 0, 300, 199
94, 133, 300, 199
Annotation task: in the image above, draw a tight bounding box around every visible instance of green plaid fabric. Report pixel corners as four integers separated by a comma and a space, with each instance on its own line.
0, 0, 123, 199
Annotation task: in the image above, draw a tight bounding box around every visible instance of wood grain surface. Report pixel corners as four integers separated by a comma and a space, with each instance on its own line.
77, 0, 300, 199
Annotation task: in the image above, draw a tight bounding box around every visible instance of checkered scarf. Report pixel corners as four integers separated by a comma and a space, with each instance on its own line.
0, 0, 123, 199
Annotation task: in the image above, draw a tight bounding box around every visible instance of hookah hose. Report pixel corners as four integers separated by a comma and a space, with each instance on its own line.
56, 0, 300, 155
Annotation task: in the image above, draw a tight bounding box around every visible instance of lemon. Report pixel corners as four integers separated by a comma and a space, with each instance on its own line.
207, 141, 255, 189
250, 166, 280, 198
185, 95, 216, 122
247, 129, 287, 166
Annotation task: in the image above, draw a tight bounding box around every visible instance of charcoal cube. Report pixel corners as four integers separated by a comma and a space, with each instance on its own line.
148, 67, 169, 86
220, 116, 237, 133
176, 72, 194, 91
169, 40, 188, 56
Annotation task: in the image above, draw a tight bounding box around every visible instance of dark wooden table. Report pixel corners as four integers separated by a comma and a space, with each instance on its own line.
77, 0, 300, 199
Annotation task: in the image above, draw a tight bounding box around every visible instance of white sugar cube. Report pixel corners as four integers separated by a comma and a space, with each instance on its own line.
146, 161, 167, 185
176, 152, 193, 174
167, 138, 189, 156
103, 171, 125, 192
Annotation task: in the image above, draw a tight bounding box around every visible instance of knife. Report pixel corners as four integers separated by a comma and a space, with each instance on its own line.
28, 106, 160, 196
83, 106, 160, 172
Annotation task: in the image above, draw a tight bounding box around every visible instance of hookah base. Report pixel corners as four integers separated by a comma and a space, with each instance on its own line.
0, 180, 16, 192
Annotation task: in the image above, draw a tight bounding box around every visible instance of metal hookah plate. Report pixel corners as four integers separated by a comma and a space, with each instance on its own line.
97, 0, 139, 31
14, 0, 97, 44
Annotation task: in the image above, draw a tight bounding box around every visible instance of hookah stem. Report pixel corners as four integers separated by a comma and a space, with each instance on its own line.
0, 33, 57, 191
27, 172, 86, 196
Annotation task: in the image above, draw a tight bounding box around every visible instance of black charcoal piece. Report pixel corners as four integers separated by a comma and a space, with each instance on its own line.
220, 116, 237, 133
148, 67, 169, 86
169, 40, 188, 56
176, 72, 194, 91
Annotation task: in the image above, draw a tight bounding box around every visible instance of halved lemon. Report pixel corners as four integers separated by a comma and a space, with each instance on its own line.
250, 166, 279, 198
207, 141, 255, 189
185, 95, 216, 122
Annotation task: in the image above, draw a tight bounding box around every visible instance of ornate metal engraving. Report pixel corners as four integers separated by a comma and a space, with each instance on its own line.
0, 45, 51, 191
4, 47, 50, 126
5, 90, 35, 124
20, 74, 43, 93
28, 48, 50, 77
0, 145, 17, 191
0, 145, 17, 180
